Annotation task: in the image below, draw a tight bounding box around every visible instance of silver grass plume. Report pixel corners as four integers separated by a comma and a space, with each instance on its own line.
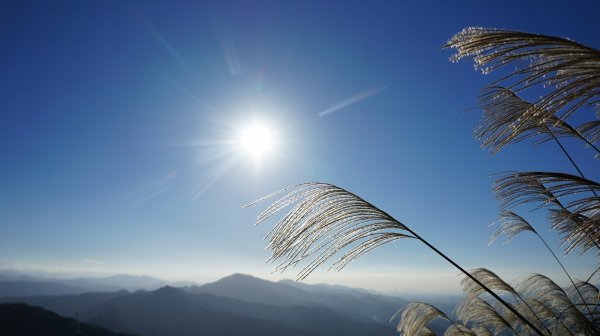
490, 211, 592, 316
495, 172, 600, 211
579, 120, 600, 146
418, 272, 598, 335
246, 183, 415, 280
494, 172, 600, 255
568, 281, 599, 307
460, 268, 550, 334
489, 211, 537, 245
456, 270, 598, 334
455, 296, 514, 334
548, 209, 600, 255
446, 27, 600, 125
476, 86, 600, 156
514, 274, 596, 334
566, 281, 600, 317
527, 298, 575, 336
392, 302, 451, 336
578, 120, 600, 159
461, 268, 518, 298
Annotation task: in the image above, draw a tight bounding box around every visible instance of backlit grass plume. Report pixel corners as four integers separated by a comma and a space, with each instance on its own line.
391, 302, 451, 335
447, 28, 600, 161
490, 211, 591, 314
489, 211, 537, 245
446, 27, 600, 123
453, 271, 598, 335
495, 172, 600, 255
247, 182, 415, 280
454, 296, 514, 334
476, 86, 599, 155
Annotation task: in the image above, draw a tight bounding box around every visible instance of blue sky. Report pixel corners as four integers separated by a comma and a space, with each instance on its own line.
1, 0, 599, 294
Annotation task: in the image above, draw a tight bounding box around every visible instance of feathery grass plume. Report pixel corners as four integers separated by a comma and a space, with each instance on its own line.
514, 274, 597, 334
448, 28, 600, 215
548, 209, 600, 255
566, 281, 600, 316
527, 298, 575, 335
460, 268, 517, 298
569, 281, 599, 306
579, 120, 600, 145
475, 86, 600, 156
494, 172, 560, 209
455, 296, 514, 334
494, 172, 600, 210
246, 183, 416, 280
460, 268, 551, 334
445, 27, 600, 124
494, 172, 600, 254
579, 120, 600, 159
491, 210, 592, 316
392, 302, 451, 336
489, 211, 537, 245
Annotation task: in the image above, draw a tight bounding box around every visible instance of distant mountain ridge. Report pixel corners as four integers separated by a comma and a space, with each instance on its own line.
187, 273, 408, 324
0, 271, 185, 297
187, 273, 320, 307
279, 278, 375, 295
1, 273, 403, 336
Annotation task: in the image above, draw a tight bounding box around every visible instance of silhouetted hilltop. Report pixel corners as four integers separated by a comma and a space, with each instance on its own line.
188, 273, 316, 306
0, 303, 134, 336
188, 273, 408, 323
0, 290, 131, 317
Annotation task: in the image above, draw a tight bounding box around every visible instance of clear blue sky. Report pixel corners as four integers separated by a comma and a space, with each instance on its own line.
1, 0, 599, 294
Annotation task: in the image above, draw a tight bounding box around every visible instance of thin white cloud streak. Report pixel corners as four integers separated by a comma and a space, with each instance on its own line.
318, 86, 386, 117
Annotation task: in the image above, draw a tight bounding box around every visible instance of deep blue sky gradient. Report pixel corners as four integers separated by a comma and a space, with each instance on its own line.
1, 0, 599, 293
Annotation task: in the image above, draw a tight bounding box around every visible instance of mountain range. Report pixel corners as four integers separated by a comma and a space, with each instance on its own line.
187, 273, 407, 324
0, 273, 408, 336
0, 271, 177, 297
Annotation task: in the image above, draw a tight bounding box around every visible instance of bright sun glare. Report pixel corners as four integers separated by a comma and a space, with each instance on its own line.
238, 121, 277, 161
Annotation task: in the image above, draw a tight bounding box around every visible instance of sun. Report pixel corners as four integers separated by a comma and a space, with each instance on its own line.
238, 121, 277, 160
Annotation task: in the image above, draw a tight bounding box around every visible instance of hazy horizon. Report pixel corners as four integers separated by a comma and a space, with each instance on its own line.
0, 265, 473, 296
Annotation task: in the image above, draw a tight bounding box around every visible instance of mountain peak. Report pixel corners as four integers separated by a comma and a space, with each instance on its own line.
221, 273, 262, 280
156, 285, 178, 291
214, 273, 276, 287
153, 285, 184, 295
